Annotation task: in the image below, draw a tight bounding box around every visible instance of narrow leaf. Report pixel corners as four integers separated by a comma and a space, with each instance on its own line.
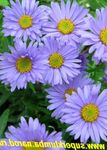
0, 109, 9, 138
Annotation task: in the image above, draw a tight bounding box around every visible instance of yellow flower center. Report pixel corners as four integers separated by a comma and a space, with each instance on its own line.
99, 28, 107, 45
81, 103, 99, 122
49, 53, 64, 68
57, 19, 75, 35
19, 15, 32, 29
64, 88, 77, 100
16, 57, 32, 73
23, 147, 44, 150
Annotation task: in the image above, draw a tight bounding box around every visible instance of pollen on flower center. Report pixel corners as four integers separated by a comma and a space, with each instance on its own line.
19, 15, 32, 29
81, 103, 99, 122
99, 29, 107, 45
16, 57, 32, 73
57, 19, 75, 35
64, 88, 77, 100
49, 53, 64, 68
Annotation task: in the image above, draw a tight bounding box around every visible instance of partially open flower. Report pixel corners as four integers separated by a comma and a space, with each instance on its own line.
47, 73, 92, 120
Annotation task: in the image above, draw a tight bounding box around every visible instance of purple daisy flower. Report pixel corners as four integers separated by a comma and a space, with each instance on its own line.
46, 73, 93, 120
40, 37, 81, 85
0, 40, 46, 91
43, 0, 88, 46
62, 84, 107, 143
3, 0, 48, 41
1, 117, 64, 150
80, 8, 107, 63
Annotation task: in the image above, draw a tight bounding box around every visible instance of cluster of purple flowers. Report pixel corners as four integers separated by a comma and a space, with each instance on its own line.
1, 0, 107, 147
1, 0, 88, 91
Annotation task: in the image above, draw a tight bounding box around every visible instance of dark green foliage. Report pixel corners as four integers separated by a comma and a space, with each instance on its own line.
87, 54, 106, 83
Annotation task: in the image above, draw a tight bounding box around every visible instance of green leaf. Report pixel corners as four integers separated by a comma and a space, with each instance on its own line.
0, 92, 10, 107
0, 109, 10, 138
96, 0, 107, 7
88, 0, 101, 10
0, 0, 9, 7
87, 54, 106, 83
87, 0, 107, 10
28, 83, 36, 94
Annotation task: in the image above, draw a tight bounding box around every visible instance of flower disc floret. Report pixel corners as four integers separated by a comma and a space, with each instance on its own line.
57, 19, 75, 35
16, 57, 32, 73
19, 15, 32, 29
99, 29, 107, 45
81, 103, 99, 122
49, 53, 64, 68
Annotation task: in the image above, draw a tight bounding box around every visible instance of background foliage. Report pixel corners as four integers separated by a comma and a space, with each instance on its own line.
0, 0, 107, 149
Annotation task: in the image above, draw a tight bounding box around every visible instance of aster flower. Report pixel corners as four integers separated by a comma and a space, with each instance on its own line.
0, 40, 46, 91
3, 0, 48, 41
40, 37, 81, 85
62, 84, 107, 143
80, 7, 107, 63
46, 73, 93, 120
1, 117, 64, 150
43, 0, 88, 46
